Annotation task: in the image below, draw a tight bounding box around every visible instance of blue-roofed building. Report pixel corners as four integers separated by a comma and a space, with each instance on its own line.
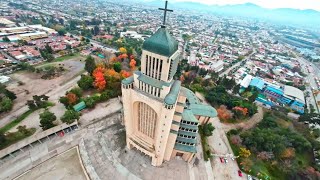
264, 85, 284, 100
247, 75, 306, 114
249, 77, 265, 91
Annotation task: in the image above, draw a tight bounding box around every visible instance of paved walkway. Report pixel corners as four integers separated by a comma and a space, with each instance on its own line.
16, 147, 87, 180
195, 92, 264, 180
79, 113, 210, 180
209, 117, 245, 180
0, 98, 122, 180
0, 128, 84, 180
221, 106, 264, 131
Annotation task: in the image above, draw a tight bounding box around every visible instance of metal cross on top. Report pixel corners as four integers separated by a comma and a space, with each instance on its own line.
158, 0, 173, 27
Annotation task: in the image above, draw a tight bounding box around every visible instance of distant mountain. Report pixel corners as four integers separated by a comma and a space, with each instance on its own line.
140, 1, 320, 28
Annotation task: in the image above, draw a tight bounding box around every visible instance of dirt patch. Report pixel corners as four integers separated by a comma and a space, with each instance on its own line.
0, 58, 85, 129
16, 147, 87, 180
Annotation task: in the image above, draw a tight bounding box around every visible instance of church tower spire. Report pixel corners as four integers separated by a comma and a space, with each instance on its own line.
158, 0, 173, 28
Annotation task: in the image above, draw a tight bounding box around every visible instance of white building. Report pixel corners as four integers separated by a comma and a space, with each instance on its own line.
209, 60, 224, 72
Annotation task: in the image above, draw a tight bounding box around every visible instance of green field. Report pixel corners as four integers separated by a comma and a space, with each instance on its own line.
54, 53, 81, 62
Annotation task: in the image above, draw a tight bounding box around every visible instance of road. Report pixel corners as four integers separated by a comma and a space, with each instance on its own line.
293, 51, 320, 113
196, 92, 263, 179
209, 117, 246, 180
196, 92, 247, 179
219, 50, 256, 77
68, 33, 118, 54
0, 50, 17, 62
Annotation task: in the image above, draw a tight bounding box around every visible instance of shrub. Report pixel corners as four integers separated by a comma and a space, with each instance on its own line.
84, 96, 97, 108
69, 87, 83, 98
61, 110, 80, 124
39, 110, 57, 130
100, 91, 110, 101
0, 97, 13, 112
77, 75, 94, 90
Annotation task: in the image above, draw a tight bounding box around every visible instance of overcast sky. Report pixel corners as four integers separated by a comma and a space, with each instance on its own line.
169, 0, 320, 11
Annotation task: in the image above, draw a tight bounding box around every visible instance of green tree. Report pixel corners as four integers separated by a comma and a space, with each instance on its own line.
93, 25, 100, 35
248, 91, 259, 103
85, 56, 96, 75
0, 83, 16, 100
0, 97, 13, 112
313, 129, 320, 138
237, 55, 245, 61
100, 91, 110, 101
57, 28, 67, 36
27, 100, 37, 110
203, 123, 215, 136
84, 96, 96, 108
106, 27, 111, 34
17, 125, 33, 136
32, 95, 49, 108
39, 110, 56, 130
232, 84, 240, 94
59, 96, 69, 107
47, 53, 54, 61
77, 75, 94, 90
299, 113, 320, 125
61, 110, 80, 124
0, 131, 6, 147
45, 43, 53, 54
17, 39, 28, 45
69, 87, 83, 98
199, 68, 208, 76
113, 62, 122, 73
2, 36, 10, 42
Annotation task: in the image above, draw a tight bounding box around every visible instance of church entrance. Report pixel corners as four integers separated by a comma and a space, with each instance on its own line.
135, 102, 158, 139
176, 152, 184, 157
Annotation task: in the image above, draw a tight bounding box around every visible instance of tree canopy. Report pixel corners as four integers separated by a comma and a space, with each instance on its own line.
61, 110, 80, 124
84, 56, 96, 75
39, 110, 56, 130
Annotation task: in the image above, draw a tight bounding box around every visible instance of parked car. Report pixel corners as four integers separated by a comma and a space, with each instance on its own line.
219, 157, 224, 163
248, 175, 252, 180
238, 170, 243, 177
224, 158, 228, 163
231, 157, 235, 161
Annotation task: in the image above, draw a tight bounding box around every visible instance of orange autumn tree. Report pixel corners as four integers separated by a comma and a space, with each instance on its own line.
93, 67, 106, 91
110, 56, 118, 62
217, 105, 233, 121
130, 59, 136, 69
105, 69, 121, 80
232, 106, 248, 119
280, 148, 295, 159
120, 70, 131, 78
118, 53, 128, 60
66, 92, 78, 105
233, 106, 248, 116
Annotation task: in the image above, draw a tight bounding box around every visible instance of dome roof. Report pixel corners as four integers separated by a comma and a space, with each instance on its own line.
142, 27, 178, 57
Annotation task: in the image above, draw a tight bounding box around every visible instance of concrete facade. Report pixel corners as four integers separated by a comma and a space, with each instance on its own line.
121, 27, 217, 167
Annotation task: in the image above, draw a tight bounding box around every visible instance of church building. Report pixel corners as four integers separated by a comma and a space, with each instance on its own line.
121, 1, 217, 167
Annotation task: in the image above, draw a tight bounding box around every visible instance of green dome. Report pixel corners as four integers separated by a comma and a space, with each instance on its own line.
142, 27, 178, 57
